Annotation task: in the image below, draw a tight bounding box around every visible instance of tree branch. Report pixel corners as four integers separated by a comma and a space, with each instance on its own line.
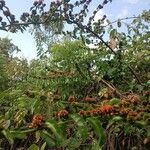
101, 79, 122, 98
68, 19, 141, 84
103, 16, 139, 27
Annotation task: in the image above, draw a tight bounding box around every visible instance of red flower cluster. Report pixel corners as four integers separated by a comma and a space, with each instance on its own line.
90, 105, 114, 116
78, 105, 114, 117
89, 109, 101, 116
56, 110, 69, 118
100, 105, 114, 113
29, 114, 45, 128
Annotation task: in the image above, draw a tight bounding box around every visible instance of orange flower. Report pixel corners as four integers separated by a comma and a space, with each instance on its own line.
77, 105, 114, 118
99, 105, 113, 113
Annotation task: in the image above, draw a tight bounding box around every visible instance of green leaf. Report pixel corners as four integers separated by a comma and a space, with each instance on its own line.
69, 138, 83, 149
146, 128, 150, 138
40, 142, 46, 150
135, 120, 147, 127
40, 130, 55, 147
117, 20, 121, 27
110, 29, 117, 38
20, 128, 37, 133
86, 39, 91, 44
10, 130, 27, 139
87, 118, 106, 146
136, 84, 144, 92
70, 114, 88, 140
35, 131, 41, 142
0, 120, 10, 129
31, 99, 40, 114
107, 98, 120, 105
112, 116, 123, 122
45, 121, 63, 142
147, 80, 150, 85
2, 129, 14, 145
91, 139, 102, 150
28, 144, 39, 150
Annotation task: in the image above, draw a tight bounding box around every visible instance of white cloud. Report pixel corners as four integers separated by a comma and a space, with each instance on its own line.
94, 10, 105, 22
124, 0, 139, 4
117, 8, 129, 18
93, 10, 107, 26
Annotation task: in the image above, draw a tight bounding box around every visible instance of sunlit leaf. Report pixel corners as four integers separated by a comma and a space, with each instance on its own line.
70, 114, 88, 140
112, 116, 123, 122
87, 118, 106, 146
40, 142, 46, 150
45, 120, 64, 143
28, 144, 39, 150
2, 129, 14, 145
91, 139, 102, 150
35, 131, 41, 143
0, 120, 10, 129
40, 130, 55, 147
135, 120, 147, 127
107, 98, 120, 105
110, 29, 117, 38
10, 130, 27, 139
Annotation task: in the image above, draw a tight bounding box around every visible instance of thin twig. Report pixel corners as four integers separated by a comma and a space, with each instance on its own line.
103, 16, 139, 27
128, 65, 141, 83
101, 79, 122, 97
70, 19, 117, 55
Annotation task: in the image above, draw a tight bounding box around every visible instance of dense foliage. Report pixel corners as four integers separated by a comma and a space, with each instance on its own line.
0, 0, 150, 150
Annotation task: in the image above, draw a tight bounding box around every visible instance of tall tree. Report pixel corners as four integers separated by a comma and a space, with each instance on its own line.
0, 38, 20, 90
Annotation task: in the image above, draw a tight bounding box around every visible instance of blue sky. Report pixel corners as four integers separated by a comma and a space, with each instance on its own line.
0, 0, 150, 60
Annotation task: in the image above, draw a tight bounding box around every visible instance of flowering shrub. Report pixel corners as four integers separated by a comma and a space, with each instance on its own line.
0, 0, 150, 149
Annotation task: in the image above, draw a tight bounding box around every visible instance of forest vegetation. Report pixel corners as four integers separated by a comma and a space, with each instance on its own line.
0, 0, 150, 149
